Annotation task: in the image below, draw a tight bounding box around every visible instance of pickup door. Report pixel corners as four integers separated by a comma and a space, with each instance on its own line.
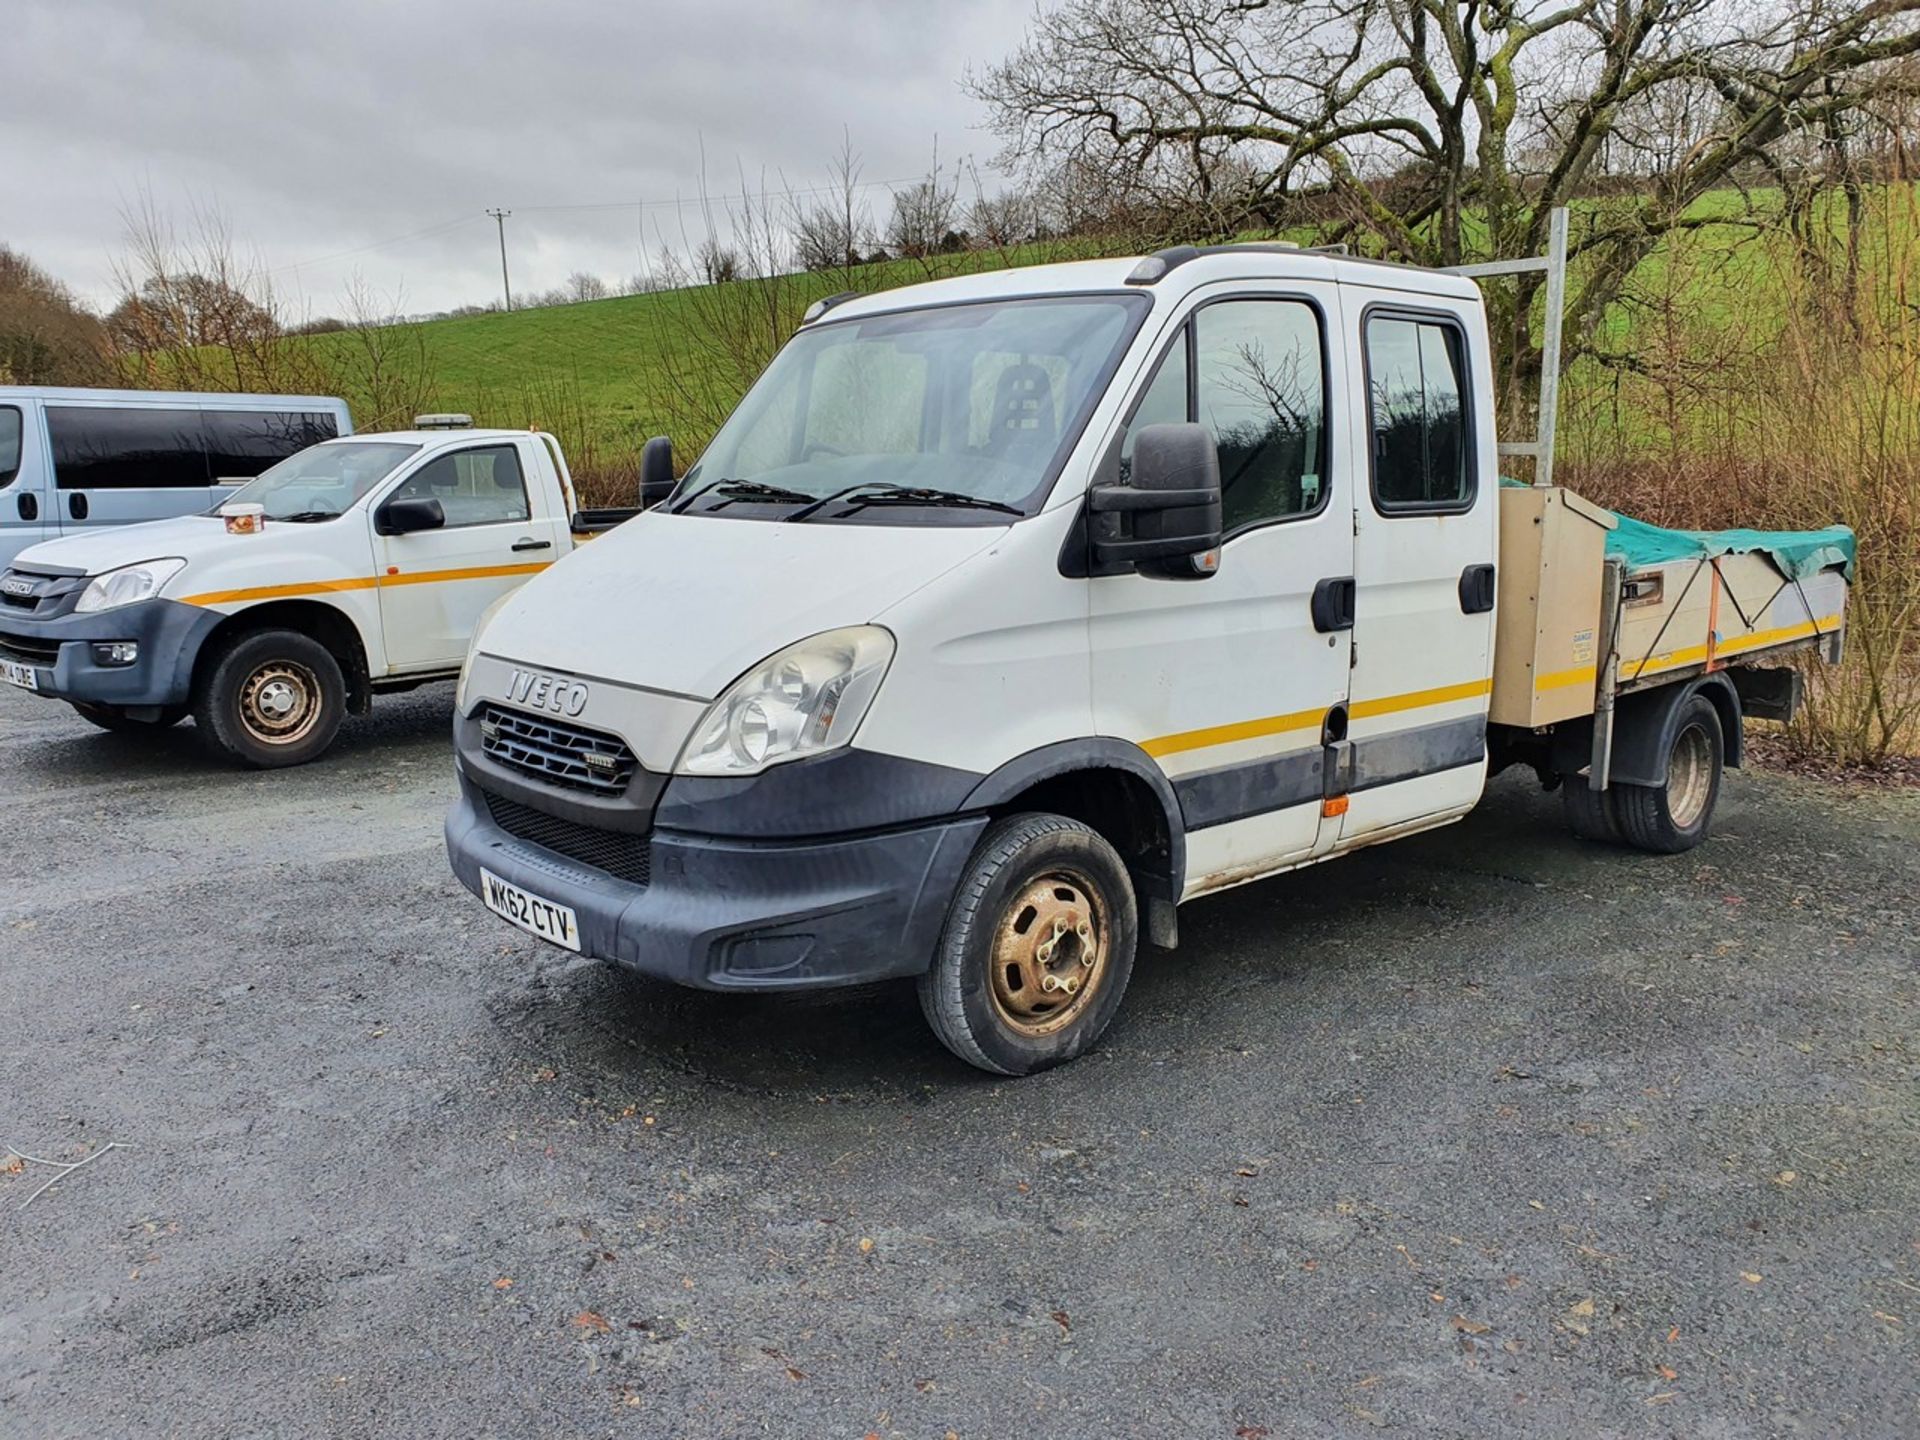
373, 438, 565, 672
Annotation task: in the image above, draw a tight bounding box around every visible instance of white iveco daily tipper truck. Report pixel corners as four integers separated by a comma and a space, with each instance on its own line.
444, 246, 1853, 1076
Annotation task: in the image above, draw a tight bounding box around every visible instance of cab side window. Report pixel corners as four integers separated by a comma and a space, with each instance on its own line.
0, 406, 20, 489
1119, 299, 1328, 534
389, 445, 530, 527
1366, 315, 1471, 512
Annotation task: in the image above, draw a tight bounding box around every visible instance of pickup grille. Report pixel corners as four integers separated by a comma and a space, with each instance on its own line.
481, 789, 651, 886
479, 704, 638, 794
0, 632, 60, 666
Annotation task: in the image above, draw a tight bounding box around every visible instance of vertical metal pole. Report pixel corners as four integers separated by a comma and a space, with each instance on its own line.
1589, 556, 1623, 791
1535, 206, 1569, 490
487, 208, 513, 312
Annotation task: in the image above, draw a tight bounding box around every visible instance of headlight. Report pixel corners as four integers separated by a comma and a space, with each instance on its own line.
74, 558, 188, 613
677, 625, 894, 776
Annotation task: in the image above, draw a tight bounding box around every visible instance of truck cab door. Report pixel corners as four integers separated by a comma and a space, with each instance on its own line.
1339, 297, 1499, 842
0, 400, 53, 570
373, 439, 560, 673
1090, 286, 1354, 899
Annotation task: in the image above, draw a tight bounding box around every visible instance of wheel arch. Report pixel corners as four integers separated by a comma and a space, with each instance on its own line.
962, 739, 1185, 917
1609, 672, 1742, 788
192, 600, 375, 712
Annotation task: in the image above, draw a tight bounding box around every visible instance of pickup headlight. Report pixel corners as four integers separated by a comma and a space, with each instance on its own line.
75, 558, 188, 613
677, 625, 894, 776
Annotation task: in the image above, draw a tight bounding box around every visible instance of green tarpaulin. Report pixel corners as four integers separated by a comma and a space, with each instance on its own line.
1604, 512, 1856, 583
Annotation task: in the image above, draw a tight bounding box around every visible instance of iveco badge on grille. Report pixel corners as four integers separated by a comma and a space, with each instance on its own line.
505, 668, 590, 717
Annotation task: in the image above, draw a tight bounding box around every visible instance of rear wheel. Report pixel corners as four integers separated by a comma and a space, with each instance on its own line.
918, 813, 1137, 1076
1560, 774, 1620, 842
70, 702, 187, 733
192, 629, 346, 768
1610, 695, 1724, 854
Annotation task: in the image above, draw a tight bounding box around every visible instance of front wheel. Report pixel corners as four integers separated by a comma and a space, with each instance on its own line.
71, 702, 188, 733
918, 813, 1138, 1076
1610, 695, 1724, 854
192, 629, 346, 768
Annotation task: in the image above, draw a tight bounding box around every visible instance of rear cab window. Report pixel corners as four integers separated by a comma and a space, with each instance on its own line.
1365, 313, 1473, 513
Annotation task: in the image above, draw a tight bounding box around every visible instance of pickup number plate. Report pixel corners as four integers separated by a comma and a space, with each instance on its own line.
1, 659, 39, 692
480, 867, 581, 952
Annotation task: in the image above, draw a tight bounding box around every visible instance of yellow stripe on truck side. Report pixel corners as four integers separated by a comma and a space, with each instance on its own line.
181, 561, 550, 608
1142, 678, 1492, 760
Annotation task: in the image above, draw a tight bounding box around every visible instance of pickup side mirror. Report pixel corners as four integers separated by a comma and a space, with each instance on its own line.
376, 496, 446, 536
639, 435, 675, 509
1087, 422, 1223, 580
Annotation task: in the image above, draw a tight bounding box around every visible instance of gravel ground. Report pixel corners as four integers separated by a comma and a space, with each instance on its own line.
2, 681, 1916, 1439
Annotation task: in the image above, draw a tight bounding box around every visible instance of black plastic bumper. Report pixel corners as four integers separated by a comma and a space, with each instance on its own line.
0, 598, 218, 708
445, 770, 987, 991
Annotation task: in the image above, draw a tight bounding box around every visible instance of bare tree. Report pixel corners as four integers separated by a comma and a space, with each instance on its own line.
886, 148, 963, 260
792, 130, 875, 271
974, 0, 1920, 409
564, 271, 611, 303
0, 246, 109, 384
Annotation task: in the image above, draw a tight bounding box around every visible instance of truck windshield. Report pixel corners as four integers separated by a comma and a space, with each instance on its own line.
680, 295, 1145, 520
218, 441, 422, 522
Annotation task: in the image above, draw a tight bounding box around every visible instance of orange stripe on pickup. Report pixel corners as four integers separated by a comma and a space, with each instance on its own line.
181, 561, 549, 608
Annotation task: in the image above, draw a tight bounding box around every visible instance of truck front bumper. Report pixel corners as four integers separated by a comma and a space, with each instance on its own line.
0, 598, 218, 710
445, 770, 987, 991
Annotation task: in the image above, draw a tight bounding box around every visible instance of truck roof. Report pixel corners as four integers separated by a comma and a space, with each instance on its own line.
332, 427, 535, 446
823, 248, 1484, 325
0, 385, 349, 407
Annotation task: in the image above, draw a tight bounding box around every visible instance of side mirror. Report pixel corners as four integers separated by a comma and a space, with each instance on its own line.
1087, 423, 1223, 579
639, 435, 675, 509
376, 496, 446, 535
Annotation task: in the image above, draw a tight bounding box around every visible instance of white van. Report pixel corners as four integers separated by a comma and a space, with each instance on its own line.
0, 388, 352, 571
443, 250, 1850, 1075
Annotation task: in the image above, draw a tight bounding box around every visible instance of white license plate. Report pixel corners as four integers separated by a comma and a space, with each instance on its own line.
1, 659, 38, 692
480, 867, 581, 952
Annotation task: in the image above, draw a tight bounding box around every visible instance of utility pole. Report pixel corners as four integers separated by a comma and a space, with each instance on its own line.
486, 208, 513, 312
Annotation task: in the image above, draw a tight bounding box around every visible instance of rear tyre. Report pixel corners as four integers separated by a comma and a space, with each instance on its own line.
1560, 774, 1620, 843
1610, 695, 1724, 854
192, 629, 346, 769
70, 702, 187, 733
918, 813, 1137, 1076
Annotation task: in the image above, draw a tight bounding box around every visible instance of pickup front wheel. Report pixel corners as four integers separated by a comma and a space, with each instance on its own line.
919, 813, 1138, 1076
193, 629, 346, 768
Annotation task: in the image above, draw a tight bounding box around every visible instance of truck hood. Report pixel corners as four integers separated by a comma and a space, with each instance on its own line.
473, 510, 1008, 699
11, 514, 309, 577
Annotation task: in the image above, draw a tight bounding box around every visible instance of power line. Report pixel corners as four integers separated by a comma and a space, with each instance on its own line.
265, 213, 484, 277
507, 174, 926, 215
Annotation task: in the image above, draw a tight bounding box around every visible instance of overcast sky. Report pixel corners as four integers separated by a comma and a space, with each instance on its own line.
2, 0, 1035, 316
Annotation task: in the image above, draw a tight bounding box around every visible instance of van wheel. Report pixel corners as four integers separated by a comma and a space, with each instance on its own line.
1610, 695, 1723, 854
918, 813, 1137, 1076
1560, 774, 1619, 842
193, 629, 345, 768
71, 702, 187, 733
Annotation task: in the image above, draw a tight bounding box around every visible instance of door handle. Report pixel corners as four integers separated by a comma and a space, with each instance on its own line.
68, 493, 89, 521
1458, 563, 1496, 615
510, 538, 552, 552
16, 493, 36, 521
1311, 576, 1356, 633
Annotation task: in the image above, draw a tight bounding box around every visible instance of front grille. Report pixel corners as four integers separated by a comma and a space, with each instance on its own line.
482, 789, 651, 886
0, 590, 35, 610
480, 704, 639, 794
0, 632, 59, 666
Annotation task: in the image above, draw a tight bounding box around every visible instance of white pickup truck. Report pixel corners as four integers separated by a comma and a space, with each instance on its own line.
444, 248, 1853, 1075
0, 421, 636, 766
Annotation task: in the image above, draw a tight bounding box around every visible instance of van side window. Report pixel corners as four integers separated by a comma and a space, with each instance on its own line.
1118, 337, 1188, 484
1195, 300, 1328, 531
1366, 315, 1471, 512
46, 407, 210, 490
390, 445, 530, 527
203, 411, 339, 483
0, 406, 20, 489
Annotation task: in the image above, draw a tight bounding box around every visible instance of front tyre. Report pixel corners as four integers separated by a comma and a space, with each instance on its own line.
918, 813, 1138, 1076
192, 629, 346, 768
1610, 694, 1724, 854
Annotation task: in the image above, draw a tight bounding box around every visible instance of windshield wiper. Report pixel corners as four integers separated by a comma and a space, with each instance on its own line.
789, 483, 1022, 521
669, 478, 812, 514
277, 510, 341, 523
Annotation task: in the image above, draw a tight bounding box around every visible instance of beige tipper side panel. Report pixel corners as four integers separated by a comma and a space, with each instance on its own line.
1615, 551, 1848, 683
1490, 486, 1616, 727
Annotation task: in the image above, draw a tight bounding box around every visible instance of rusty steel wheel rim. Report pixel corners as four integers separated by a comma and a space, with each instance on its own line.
1668, 721, 1713, 828
989, 869, 1110, 1038
239, 660, 323, 746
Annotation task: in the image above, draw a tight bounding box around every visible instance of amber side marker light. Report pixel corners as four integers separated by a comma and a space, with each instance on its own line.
1322, 796, 1350, 818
